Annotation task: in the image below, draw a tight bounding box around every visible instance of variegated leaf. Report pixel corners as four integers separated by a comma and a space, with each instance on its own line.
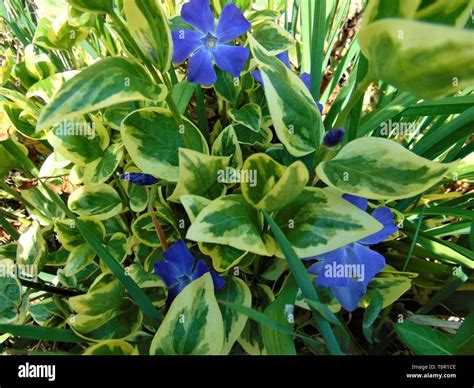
69, 274, 126, 315
211, 125, 243, 169
234, 122, 273, 146
64, 244, 96, 276
46, 119, 104, 166
0, 48, 14, 85
83, 340, 137, 355
168, 149, 230, 203
248, 35, 323, 156
36, 57, 167, 131
187, 195, 269, 256
55, 217, 105, 250
131, 211, 180, 248
316, 137, 456, 200
123, 0, 172, 72
241, 153, 309, 212
150, 273, 224, 355
359, 19, 474, 99
70, 297, 143, 341
68, 184, 123, 220
218, 277, 252, 355
272, 188, 383, 258
252, 19, 295, 54
229, 103, 262, 133
121, 108, 208, 182
127, 263, 167, 308
83, 143, 124, 185
16, 221, 48, 270
180, 195, 251, 272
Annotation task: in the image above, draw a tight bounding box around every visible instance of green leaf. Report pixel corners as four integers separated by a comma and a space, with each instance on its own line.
252, 19, 295, 54
415, 0, 473, 27
362, 290, 383, 344
218, 277, 252, 354
248, 34, 323, 157
168, 149, 230, 203
121, 107, 208, 182
123, 0, 172, 72
262, 277, 297, 355
241, 153, 309, 212
272, 188, 382, 258
36, 57, 167, 131
0, 48, 13, 85
234, 123, 273, 146
150, 273, 224, 355
66, 0, 114, 13
68, 184, 123, 220
359, 19, 474, 99
186, 195, 269, 256
33, 14, 89, 50
317, 137, 455, 200
396, 320, 457, 355
0, 323, 85, 343
454, 311, 474, 355
229, 103, 262, 132
214, 68, 240, 105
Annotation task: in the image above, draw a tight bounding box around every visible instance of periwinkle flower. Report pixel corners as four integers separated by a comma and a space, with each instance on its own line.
323, 127, 346, 147
172, 0, 251, 85
154, 240, 225, 300
306, 194, 398, 311
119, 172, 158, 186
251, 51, 323, 114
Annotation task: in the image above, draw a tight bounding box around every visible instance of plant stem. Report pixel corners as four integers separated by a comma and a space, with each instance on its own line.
19, 278, 83, 297
147, 187, 169, 251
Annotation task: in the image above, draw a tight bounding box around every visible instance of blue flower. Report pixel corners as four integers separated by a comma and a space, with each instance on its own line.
323, 127, 345, 147
119, 172, 158, 186
251, 51, 323, 114
307, 194, 398, 311
172, 0, 251, 85
154, 240, 225, 300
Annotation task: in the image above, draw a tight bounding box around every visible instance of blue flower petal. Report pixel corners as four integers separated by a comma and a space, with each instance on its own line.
154, 240, 225, 300
251, 69, 263, 85
119, 172, 158, 186
181, 0, 215, 34
276, 51, 291, 68
342, 194, 368, 212
171, 29, 202, 63
359, 206, 398, 245
323, 127, 345, 147
300, 72, 311, 91
332, 279, 367, 312
188, 48, 217, 84
213, 44, 249, 77
216, 3, 251, 43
